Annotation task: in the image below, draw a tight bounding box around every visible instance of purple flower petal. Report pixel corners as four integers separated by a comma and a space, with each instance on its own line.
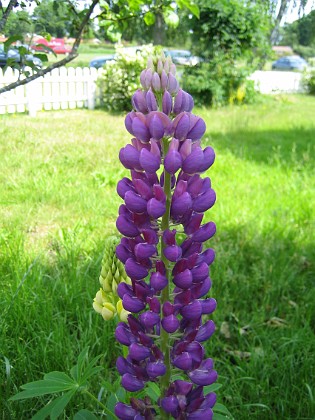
187, 117, 206, 140
125, 190, 148, 214
125, 258, 148, 280
129, 343, 151, 361
116, 215, 140, 237
191, 222, 216, 243
164, 245, 182, 262
150, 271, 168, 291
133, 178, 153, 200
132, 116, 151, 143
201, 298, 217, 314
195, 320, 215, 342
164, 150, 183, 174
193, 189, 216, 213
182, 148, 204, 174
139, 148, 160, 173
188, 367, 218, 386
116, 243, 132, 263
119, 145, 141, 171
181, 300, 202, 320
174, 113, 190, 140
171, 192, 192, 217
173, 269, 193, 289
139, 311, 160, 328
146, 361, 166, 378
161, 396, 179, 413
146, 89, 158, 111
134, 243, 157, 259
122, 373, 145, 391
123, 294, 146, 313
147, 198, 166, 218
152, 71, 161, 91
162, 90, 172, 114
132, 89, 148, 113
162, 314, 179, 333
173, 352, 193, 370
115, 402, 138, 420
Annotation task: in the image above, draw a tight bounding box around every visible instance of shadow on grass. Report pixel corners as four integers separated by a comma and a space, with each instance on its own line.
1, 226, 314, 419
206, 127, 315, 167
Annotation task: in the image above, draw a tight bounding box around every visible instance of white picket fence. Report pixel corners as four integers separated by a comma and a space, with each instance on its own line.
0, 67, 102, 116
0, 67, 305, 116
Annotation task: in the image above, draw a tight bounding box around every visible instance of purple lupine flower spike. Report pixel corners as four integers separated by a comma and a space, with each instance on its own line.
115, 54, 218, 419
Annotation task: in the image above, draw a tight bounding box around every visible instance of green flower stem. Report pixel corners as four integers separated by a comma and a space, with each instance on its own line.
160, 137, 172, 420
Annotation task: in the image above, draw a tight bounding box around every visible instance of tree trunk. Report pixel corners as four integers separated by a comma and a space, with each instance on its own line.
153, 11, 165, 45
270, 0, 290, 44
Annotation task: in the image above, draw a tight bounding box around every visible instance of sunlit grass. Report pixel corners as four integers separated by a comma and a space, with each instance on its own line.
0, 95, 314, 418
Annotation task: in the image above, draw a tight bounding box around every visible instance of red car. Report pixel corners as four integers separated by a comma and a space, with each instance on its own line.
32, 38, 71, 55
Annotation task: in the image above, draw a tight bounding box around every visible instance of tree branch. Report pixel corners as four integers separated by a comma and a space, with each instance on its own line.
0, 0, 18, 33
0, 0, 99, 95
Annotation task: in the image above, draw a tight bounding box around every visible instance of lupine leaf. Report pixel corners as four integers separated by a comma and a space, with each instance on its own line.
31, 397, 60, 420
145, 382, 160, 402
43, 371, 75, 385
213, 414, 230, 420
31, 389, 76, 420
106, 393, 118, 420
10, 380, 76, 400
214, 403, 233, 417
204, 383, 223, 394
50, 389, 77, 419
74, 409, 99, 420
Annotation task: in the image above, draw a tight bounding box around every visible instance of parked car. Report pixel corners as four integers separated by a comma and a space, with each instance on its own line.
0, 44, 42, 68
164, 49, 201, 66
32, 38, 71, 55
89, 54, 116, 69
272, 55, 308, 71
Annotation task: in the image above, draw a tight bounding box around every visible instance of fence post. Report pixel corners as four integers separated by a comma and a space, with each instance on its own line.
26, 80, 37, 117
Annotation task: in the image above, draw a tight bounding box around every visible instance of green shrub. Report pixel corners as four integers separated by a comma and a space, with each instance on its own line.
97, 44, 161, 112
182, 61, 259, 107
303, 69, 315, 95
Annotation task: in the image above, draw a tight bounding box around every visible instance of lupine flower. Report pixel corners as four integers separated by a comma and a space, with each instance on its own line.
93, 236, 131, 321
114, 53, 217, 420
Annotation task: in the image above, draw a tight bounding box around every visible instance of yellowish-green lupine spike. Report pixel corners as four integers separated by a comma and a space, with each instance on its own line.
116, 299, 130, 323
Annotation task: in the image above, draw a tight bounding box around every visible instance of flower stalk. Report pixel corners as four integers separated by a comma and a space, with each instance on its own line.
114, 53, 218, 420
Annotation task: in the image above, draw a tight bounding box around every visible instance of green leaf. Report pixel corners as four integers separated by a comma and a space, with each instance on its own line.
31, 398, 60, 420
106, 393, 118, 420
164, 11, 180, 28
144, 12, 155, 26
4, 35, 23, 51
1, 355, 11, 380
74, 409, 99, 420
214, 403, 233, 417
10, 374, 76, 401
213, 414, 230, 420
204, 383, 223, 394
145, 382, 160, 403
34, 53, 49, 62
176, 0, 200, 18
50, 389, 77, 420
43, 371, 75, 385
34, 43, 57, 57
31, 389, 76, 420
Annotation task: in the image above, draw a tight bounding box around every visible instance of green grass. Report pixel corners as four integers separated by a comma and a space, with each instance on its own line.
0, 95, 315, 419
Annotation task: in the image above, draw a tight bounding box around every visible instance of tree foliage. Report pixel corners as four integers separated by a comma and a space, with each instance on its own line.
0, 0, 199, 94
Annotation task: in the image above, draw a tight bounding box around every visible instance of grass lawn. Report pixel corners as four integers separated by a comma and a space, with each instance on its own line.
0, 95, 314, 419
